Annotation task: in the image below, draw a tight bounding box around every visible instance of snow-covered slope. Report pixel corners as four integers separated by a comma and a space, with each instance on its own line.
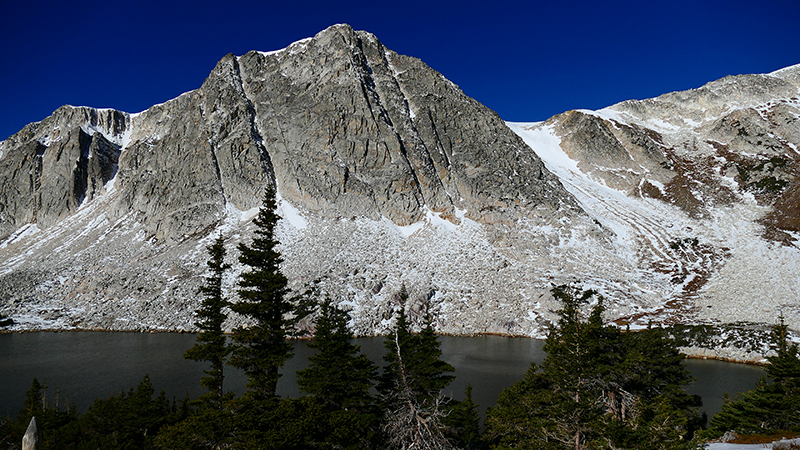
506, 64, 800, 339
509, 120, 800, 330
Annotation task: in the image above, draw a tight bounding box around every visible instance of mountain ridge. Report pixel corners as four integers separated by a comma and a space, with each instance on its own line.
1, 25, 798, 360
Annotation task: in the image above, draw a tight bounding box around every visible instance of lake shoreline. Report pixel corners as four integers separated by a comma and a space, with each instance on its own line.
0, 327, 771, 366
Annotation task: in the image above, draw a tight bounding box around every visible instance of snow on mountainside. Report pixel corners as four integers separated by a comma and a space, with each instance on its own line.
509, 121, 800, 329
506, 63, 800, 346
0, 25, 798, 360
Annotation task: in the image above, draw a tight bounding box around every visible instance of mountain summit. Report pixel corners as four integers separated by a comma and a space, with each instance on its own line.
1, 25, 798, 355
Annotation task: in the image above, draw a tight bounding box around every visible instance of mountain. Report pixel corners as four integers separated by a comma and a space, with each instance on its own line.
510, 64, 800, 334
0, 25, 798, 356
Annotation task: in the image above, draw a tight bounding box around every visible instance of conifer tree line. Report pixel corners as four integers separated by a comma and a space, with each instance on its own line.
3, 185, 800, 449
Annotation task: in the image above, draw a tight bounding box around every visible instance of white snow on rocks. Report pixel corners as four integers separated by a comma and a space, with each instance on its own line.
507, 119, 800, 334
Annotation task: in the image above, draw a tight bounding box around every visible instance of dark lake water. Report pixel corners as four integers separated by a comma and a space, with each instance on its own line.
0, 332, 765, 420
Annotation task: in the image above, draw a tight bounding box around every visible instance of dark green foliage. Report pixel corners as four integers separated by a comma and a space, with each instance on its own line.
163, 236, 234, 449
72, 375, 178, 450
706, 316, 800, 437
444, 384, 483, 450
4, 378, 81, 450
229, 185, 293, 404
24, 377, 46, 415
484, 364, 563, 449
8, 375, 183, 450
297, 298, 378, 411
765, 316, 800, 382
754, 176, 789, 193
155, 404, 234, 450
379, 287, 455, 406
295, 298, 381, 448
184, 235, 230, 408
735, 156, 791, 194
484, 284, 702, 450
224, 395, 381, 450
665, 321, 772, 354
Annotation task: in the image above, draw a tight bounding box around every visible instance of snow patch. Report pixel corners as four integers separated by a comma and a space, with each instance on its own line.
393, 207, 467, 237
255, 37, 312, 59
396, 218, 425, 237
276, 192, 308, 230
0, 224, 41, 250
506, 122, 580, 175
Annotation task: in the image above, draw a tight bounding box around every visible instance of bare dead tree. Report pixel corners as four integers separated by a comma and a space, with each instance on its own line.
382, 329, 454, 450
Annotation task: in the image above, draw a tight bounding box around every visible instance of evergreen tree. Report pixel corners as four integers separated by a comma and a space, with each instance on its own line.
9, 378, 80, 450
706, 315, 800, 437
75, 375, 177, 450
609, 325, 704, 449
297, 298, 378, 410
229, 185, 293, 405
24, 377, 46, 415
444, 384, 482, 450
155, 403, 233, 450
184, 235, 230, 408
485, 284, 701, 450
765, 315, 800, 383
484, 364, 562, 449
379, 286, 455, 405
295, 297, 381, 448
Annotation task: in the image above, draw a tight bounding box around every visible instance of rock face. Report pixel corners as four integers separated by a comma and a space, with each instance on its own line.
2, 25, 572, 245
22, 416, 40, 450
232, 28, 571, 227
0, 107, 125, 238
0, 24, 798, 348
0, 24, 586, 335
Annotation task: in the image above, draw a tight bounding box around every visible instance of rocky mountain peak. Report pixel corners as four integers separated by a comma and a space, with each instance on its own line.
1, 24, 577, 243
0, 25, 587, 337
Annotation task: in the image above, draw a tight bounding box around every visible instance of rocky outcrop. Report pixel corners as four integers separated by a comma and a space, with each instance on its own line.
0, 24, 587, 336
234, 25, 572, 226
547, 65, 800, 228
22, 416, 40, 450
510, 64, 800, 335
0, 107, 125, 239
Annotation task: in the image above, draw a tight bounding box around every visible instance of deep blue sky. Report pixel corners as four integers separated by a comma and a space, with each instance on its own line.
2, 0, 799, 141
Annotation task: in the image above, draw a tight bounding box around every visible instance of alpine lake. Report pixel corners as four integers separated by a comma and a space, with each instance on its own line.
0, 331, 766, 422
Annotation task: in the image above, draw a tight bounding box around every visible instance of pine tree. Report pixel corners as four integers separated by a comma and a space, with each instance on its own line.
485, 284, 701, 450
23, 377, 45, 415
229, 185, 293, 404
484, 364, 562, 449
706, 315, 800, 437
379, 286, 455, 405
765, 315, 800, 383
609, 325, 703, 449
444, 384, 482, 450
297, 298, 377, 410
184, 235, 230, 408
77, 375, 175, 450
538, 284, 609, 449
155, 236, 236, 449
294, 298, 380, 448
